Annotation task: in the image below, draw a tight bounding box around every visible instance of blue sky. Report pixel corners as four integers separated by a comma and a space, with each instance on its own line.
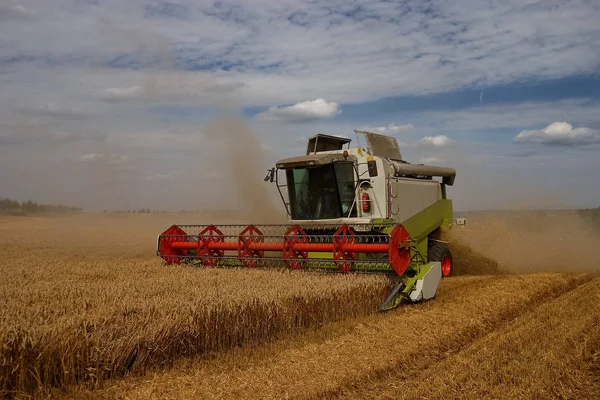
0, 0, 599, 211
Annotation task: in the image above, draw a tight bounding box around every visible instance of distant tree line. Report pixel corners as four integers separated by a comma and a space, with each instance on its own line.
102, 208, 168, 214
0, 198, 83, 214
103, 208, 215, 214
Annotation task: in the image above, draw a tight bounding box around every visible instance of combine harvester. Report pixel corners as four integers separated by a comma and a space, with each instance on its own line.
157, 131, 457, 311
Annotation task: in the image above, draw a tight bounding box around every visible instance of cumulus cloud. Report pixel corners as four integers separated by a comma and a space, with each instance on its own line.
79, 153, 102, 161
417, 135, 453, 148
515, 121, 600, 146
256, 99, 341, 122
419, 157, 445, 165
362, 123, 414, 135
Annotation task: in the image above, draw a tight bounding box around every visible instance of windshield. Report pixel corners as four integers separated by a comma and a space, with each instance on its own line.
286, 162, 357, 220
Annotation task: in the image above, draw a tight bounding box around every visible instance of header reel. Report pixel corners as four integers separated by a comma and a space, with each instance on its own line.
157, 222, 442, 311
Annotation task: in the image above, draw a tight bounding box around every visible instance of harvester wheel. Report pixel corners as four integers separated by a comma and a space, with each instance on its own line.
428, 244, 453, 278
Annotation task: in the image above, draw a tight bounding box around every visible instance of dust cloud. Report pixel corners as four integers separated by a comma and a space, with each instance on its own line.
447, 210, 600, 274
203, 115, 287, 224
444, 237, 501, 276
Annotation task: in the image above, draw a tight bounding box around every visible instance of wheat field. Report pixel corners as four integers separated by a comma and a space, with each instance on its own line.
0, 214, 392, 398
1, 213, 599, 399
54, 273, 599, 400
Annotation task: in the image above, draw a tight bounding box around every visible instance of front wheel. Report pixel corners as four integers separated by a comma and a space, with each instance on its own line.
428, 243, 453, 278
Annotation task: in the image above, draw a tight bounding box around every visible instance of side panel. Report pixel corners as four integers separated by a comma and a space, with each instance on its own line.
401, 199, 453, 242
390, 178, 442, 223
402, 199, 453, 268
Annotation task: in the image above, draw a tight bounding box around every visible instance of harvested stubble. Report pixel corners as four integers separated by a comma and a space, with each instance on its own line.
0, 216, 392, 398
47, 273, 597, 400
355, 277, 600, 399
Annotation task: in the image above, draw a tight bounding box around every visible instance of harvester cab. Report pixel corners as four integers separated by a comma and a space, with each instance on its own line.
157, 130, 457, 311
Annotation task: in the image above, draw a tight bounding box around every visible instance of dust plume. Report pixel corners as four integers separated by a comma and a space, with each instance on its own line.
445, 237, 501, 276
448, 210, 600, 274
203, 115, 287, 223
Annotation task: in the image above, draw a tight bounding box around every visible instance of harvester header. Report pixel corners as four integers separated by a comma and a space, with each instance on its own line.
157, 130, 457, 311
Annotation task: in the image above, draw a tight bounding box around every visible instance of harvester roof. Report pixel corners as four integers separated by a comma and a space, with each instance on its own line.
306, 134, 352, 155
275, 130, 456, 186
276, 152, 354, 169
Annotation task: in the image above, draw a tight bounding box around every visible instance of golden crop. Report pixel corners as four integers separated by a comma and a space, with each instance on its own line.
0, 215, 391, 398
2, 213, 599, 400
51, 273, 599, 400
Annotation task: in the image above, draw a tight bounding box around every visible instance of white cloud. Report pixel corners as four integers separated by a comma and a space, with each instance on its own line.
417, 135, 453, 148
362, 123, 414, 135
79, 153, 102, 161
515, 121, 600, 146
419, 157, 445, 165
1, 1, 599, 107
256, 99, 341, 122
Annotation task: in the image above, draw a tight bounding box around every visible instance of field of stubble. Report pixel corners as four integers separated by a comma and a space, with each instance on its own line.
1, 212, 599, 399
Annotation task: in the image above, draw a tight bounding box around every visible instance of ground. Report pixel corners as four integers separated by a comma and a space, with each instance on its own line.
0, 212, 599, 399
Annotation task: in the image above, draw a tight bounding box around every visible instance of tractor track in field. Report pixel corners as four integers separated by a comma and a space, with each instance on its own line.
49, 273, 596, 400
434, 274, 509, 301
341, 277, 600, 399
298, 273, 595, 400
317, 275, 600, 400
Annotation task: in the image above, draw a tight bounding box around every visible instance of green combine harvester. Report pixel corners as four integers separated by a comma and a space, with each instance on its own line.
157, 130, 456, 311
